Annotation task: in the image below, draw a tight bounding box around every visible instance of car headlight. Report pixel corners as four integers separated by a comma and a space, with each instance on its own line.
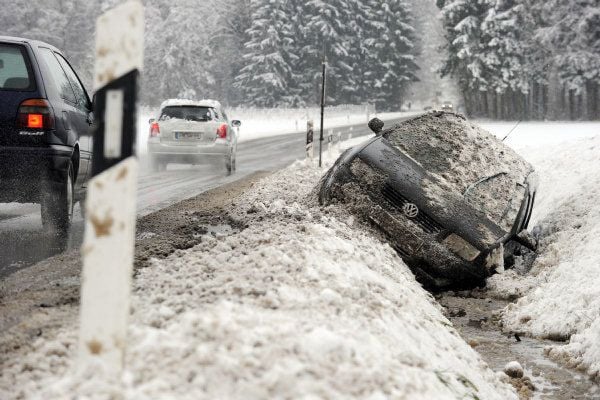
443, 234, 480, 262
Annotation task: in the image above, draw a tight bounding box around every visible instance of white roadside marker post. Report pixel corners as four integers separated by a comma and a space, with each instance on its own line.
78, 0, 144, 374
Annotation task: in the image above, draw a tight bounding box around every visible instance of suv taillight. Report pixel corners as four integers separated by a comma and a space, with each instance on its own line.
16, 99, 55, 130
217, 123, 228, 139
149, 122, 160, 137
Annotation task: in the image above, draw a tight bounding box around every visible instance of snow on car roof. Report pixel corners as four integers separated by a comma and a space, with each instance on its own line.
160, 99, 222, 109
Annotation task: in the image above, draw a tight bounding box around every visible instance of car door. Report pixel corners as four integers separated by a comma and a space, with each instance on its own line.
54, 53, 93, 190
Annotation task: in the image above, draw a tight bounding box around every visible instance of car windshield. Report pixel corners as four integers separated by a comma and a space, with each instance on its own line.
463, 173, 527, 231
159, 106, 212, 122
0, 44, 34, 91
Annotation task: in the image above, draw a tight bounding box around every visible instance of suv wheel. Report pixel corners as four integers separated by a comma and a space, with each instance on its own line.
41, 161, 74, 236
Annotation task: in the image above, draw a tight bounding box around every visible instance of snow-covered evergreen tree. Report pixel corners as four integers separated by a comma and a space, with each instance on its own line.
364, 0, 419, 110
481, 0, 531, 94
437, 0, 492, 93
437, 0, 600, 119
234, 0, 299, 107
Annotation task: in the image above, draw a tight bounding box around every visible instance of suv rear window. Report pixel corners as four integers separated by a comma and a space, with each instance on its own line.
159, 106, 213, 122
0, 44, 34, 91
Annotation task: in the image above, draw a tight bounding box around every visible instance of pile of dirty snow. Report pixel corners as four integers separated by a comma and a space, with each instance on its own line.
487, 135, 600, 380
0, 154, 515, 399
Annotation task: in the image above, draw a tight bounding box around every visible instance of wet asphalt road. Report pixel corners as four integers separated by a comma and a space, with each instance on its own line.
0, 116, 411, 279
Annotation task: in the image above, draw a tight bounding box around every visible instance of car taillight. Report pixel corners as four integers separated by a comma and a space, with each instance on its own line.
16, 99, 55, 130
149, 122, 160, 137
217, 123, 228, 139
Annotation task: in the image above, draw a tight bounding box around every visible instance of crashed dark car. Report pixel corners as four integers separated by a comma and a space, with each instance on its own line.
319, 112, 538, 289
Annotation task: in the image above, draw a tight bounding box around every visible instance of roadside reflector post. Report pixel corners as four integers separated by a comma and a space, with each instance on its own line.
319, 61, 326, 168
306, 120, 314, 160
78, 0, 144, 376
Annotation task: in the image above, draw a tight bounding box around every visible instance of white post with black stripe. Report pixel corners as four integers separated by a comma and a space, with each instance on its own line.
78, 0, 144, 372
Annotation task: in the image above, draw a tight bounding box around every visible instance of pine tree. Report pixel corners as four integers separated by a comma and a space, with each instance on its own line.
234, 0, 298, 107
481, 0, 531, 94
365, 0, 419, 110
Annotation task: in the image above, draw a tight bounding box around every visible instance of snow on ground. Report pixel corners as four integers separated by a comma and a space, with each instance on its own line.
479, 121, 600, 381
0, 139, 516, 399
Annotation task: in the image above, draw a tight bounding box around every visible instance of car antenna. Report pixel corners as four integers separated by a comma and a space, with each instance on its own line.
502, 120, 522, 142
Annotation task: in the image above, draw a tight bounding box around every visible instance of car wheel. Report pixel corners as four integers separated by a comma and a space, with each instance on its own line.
41, 161, 74, 237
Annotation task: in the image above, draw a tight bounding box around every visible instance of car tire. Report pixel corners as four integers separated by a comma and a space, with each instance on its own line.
41, 161, 74, 237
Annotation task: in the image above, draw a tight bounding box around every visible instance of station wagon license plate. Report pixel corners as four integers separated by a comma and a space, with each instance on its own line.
175, 132, 201, 140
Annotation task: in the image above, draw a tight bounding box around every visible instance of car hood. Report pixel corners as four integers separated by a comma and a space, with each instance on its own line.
358, 137, 513, 250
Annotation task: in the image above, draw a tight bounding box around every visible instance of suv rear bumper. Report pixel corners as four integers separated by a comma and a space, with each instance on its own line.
0, 145, 73, 202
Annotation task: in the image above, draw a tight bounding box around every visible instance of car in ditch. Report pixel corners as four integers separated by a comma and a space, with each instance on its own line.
147, 99, 240, 174
0, 36, 94, 236
318, 112, 538, 289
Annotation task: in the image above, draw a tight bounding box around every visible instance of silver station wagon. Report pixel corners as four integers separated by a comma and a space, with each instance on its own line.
147, 99, 240, 174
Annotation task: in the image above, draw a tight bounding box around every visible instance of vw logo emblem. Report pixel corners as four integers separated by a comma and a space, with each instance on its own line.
402, 203, 419, 218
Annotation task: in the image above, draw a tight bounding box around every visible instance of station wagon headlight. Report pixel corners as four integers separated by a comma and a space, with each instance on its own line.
443, 234, 480, 262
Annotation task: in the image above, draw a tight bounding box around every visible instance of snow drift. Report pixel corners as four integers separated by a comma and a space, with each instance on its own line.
487, 135, 600, 381
0, 152, 515, 399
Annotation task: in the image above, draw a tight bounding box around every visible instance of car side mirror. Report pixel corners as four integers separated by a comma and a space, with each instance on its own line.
368, 118, 384, 135
515, 230, 538, 252
149, 118, 156, 125
231, 120, 241, 128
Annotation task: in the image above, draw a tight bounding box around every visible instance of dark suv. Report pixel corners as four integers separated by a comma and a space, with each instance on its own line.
0, 37, 93, 235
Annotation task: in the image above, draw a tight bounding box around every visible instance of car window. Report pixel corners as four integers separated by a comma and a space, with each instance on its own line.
0, 44, 35, 91
39, 48, 77, 104
55, 53, 89, 111
159, 106, 213, 122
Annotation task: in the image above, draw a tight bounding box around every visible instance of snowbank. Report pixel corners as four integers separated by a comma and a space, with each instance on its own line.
0, 145, 515, 399
485, 135, 600, 381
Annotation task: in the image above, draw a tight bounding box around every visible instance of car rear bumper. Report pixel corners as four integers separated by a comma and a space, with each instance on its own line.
0, 145, 73, 202
148, 140, 230, 156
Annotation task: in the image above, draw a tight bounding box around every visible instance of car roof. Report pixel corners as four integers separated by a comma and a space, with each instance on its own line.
0, 36, 62, 54
160, 99, 222, 110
